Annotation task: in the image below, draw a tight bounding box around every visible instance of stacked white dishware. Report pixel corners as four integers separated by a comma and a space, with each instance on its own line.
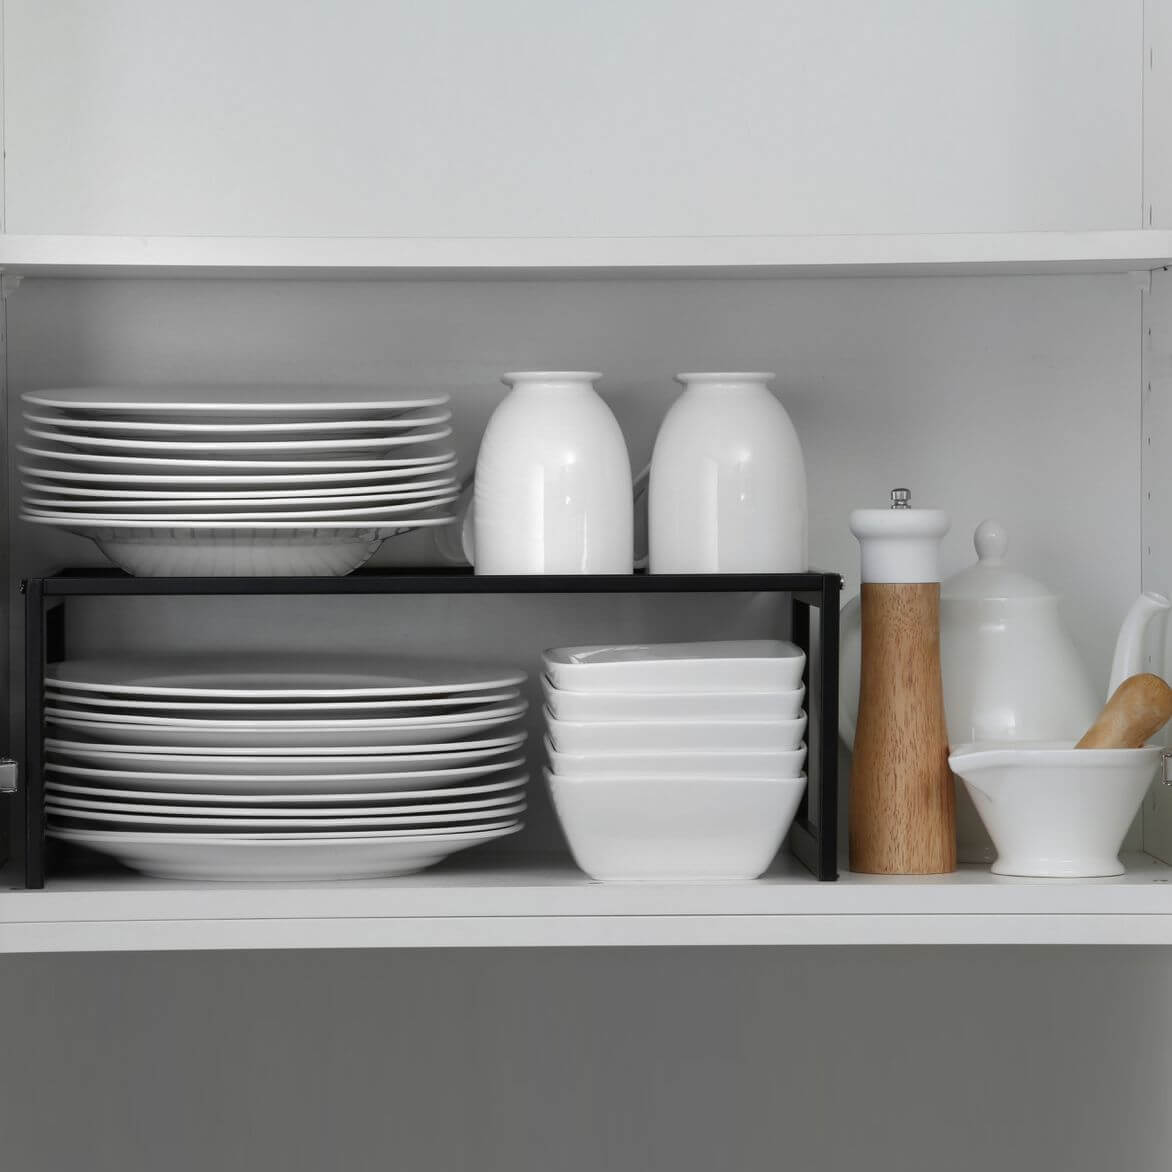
19, 387, 461, 576
43, 655, 528, 880
541, 640, 809, 881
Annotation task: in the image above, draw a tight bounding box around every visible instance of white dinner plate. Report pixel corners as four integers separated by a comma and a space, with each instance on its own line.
46, 754, 527, 794
25, 410, 452, 437
47, 822, 520, 880
46, 699, 528, 748
25, 425, 453, 455
541, 678, 806, 721
544, 736, 807, 779
23, 477, 458, 502
21, 457, 459, 487
543, 640, 806, 693
21, 496, 458, 522
544, 710, 808, 754
47, 657, 528, 698
45, 772, 527, 805
43, 689, 522, 716
18, 443, 458, 472
24, 388, 450, 417
46, 730, 527, 771
46, 800, 526, 830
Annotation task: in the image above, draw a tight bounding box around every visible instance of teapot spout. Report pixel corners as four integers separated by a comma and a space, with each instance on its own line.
1107, 591, 1171, 697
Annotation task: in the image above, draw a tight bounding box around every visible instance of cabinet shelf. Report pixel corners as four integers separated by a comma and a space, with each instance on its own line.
2, 853, 1170, 952
2, 230, 1171, 280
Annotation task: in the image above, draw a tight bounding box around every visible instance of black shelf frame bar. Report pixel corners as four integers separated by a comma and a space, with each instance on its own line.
17, 567, 841, 890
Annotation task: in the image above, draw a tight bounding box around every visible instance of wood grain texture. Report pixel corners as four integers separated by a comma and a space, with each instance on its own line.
1076, 673, 1172, 748
849, 583, 956, 874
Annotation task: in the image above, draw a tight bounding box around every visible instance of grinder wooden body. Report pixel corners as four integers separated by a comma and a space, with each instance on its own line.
849, 582, 955, 873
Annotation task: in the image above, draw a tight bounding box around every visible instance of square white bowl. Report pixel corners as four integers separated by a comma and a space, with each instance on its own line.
541, 677, 805, 721
544, 737, 807, 780
542, 640, 805, 694
546, 769, 808, 881
544, 709, 807, 754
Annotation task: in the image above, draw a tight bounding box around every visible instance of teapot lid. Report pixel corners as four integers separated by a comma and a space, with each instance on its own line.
942, 520, 1053, 601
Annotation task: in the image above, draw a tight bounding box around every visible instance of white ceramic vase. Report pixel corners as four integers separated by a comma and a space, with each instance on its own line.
649, 372, 807, 573
474, 371, 633, 574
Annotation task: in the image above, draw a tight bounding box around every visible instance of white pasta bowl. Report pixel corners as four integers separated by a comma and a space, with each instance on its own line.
544, 709, 807, 754
546, 769, 807, 881
948, 742, 1162, 877
541, 677, 805, 722
545, 737, 806, 780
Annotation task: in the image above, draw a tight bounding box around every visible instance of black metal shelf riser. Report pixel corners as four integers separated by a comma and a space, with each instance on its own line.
16, 568, 842, 890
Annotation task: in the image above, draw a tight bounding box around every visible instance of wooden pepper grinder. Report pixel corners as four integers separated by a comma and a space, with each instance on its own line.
849, 489, 956, 874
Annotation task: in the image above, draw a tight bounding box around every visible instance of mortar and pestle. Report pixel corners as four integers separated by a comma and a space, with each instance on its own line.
949, 674, 1172, 877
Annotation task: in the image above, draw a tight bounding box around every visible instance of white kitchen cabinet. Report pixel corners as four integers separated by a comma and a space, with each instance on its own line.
2, 0, 1172, 949
5, 8, 1172, 1172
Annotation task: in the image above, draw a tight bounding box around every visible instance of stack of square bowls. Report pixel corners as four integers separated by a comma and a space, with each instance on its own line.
542, 640, 808, 881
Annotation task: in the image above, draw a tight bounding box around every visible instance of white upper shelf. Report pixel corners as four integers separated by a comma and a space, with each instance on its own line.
1, 231, 1171, 280
4, 854, 1172, 952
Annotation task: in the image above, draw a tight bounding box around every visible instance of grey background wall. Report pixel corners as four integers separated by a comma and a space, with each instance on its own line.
3, 946, 1170, 1172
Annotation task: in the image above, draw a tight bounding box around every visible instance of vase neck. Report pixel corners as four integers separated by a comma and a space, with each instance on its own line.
503, 371, 601, 393
676, 373, 775, 396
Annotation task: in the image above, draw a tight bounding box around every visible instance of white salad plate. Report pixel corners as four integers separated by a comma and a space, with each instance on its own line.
541, 679, 805, 721
23, 477, 457, 502
44, 689, 522, 716
47, 822, 520, 881
47, 700, 528, 748
46, 777, 527, 812
47, 657, 528, 699
544, 710, 808, 754
544, 737, 807, 780
22, 458, 458, 487
22, 497, 458, 522
25, 410, 452, 437
24, 388, 451, 418
47, 800, 526, 830
46, 731, 527, 770
18, 443, 459, 472
46, 754, 528, 795
543, 640, 806, 693
25, 425, 453, 455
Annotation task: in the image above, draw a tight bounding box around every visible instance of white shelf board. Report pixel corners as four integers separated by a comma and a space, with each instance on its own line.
3, 853, 1172, 952
1, 231, 1171, 280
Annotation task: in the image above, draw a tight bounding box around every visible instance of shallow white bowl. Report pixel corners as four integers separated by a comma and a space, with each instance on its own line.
545, 736, 806, 779
541, 677, 805, 721
948, 742, 1162, 877
22, 520, 454, 576
543, 640, 805, 693
545, 709, 807, 754
546, 769, 807, 881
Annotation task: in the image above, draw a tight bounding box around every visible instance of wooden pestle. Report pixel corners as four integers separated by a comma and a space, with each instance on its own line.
1075, 673, 1172, 749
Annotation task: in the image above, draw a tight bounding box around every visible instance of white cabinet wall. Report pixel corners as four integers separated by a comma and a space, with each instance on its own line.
3, 5, 1172, 1171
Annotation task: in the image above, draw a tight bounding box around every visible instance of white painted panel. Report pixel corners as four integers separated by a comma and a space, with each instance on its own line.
3, 0, 1144, 237
1142, 268, 1172, 860
3, 948, 1172, 1171
4, 273, 1143, 858
1145, 0, 1172, 224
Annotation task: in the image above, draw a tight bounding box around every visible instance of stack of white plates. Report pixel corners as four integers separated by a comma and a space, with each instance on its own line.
19, 388, 461, 576
542, 640, 810, 881
44, 655, 529, 881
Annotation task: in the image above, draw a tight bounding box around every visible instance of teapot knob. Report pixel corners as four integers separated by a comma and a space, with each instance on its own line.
974, 519, 1008, 564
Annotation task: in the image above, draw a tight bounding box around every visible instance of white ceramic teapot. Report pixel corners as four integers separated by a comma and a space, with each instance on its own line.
839, 519, 1170, 858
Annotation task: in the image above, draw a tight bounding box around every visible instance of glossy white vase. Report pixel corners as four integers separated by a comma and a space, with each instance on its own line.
649, 372, 807, 573
474, 371, 633, 574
